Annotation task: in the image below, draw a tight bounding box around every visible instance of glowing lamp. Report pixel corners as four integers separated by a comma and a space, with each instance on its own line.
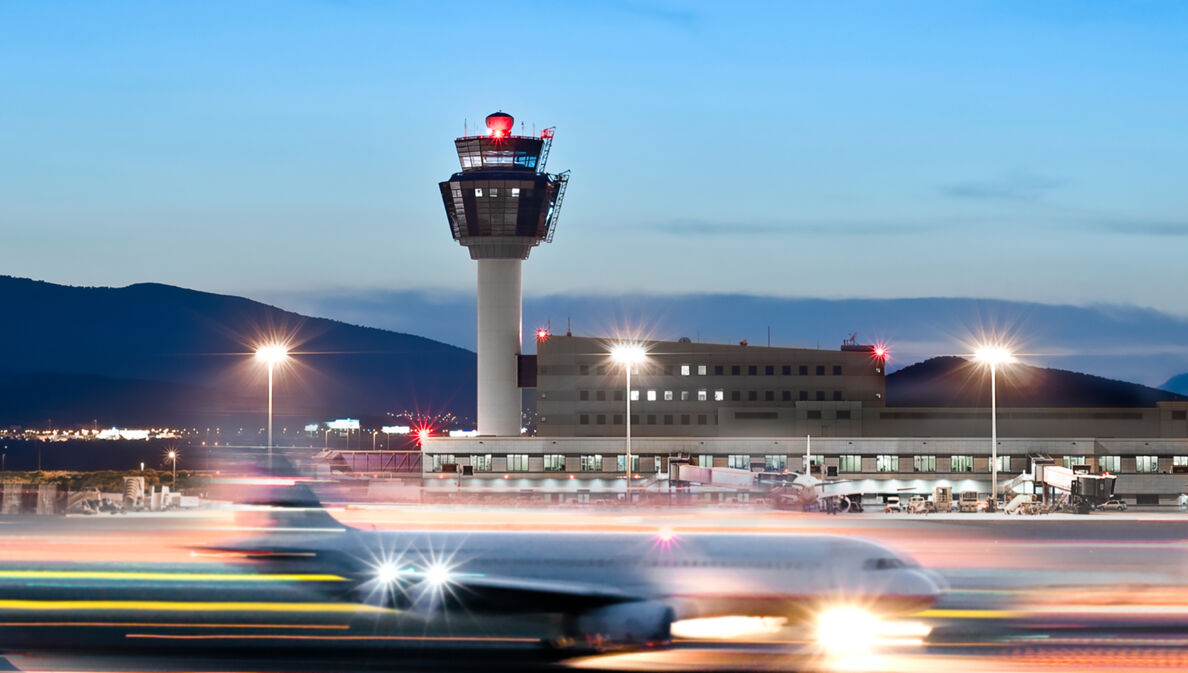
873, 346, 887, 359
417, 429, 430, 442
424, 563, 451, 587
254, 344, 289, 365
974, 347, 1015, 365
536, 328, 549, 340
485, 111, 514, 138
376, 562, 401, 584
610, 344, 647, 365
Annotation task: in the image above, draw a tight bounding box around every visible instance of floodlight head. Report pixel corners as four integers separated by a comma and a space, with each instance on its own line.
167, 451, 177, 459
255, 344, 289, 365
611, 344, 647, 365
974, 347, 1015, 366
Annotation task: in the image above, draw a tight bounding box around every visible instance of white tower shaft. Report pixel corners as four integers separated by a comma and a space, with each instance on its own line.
476, 258, 523, 436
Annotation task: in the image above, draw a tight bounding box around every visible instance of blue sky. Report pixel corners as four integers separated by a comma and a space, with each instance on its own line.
2, 1, 1187, 314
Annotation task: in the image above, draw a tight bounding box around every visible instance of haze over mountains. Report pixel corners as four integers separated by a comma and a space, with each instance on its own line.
0, 276, 1184, 427
268, 289, 1188, 389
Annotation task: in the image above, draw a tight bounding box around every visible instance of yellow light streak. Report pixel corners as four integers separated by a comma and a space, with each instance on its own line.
0, 600, 388, 614
0, 621, 349, 629
0, 570, 344, 582
913, 608, 1020, 619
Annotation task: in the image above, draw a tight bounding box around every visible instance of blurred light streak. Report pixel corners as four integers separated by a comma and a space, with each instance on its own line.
0, 600, 391, 613
0, 570, 344, 582
670, 616, 786, 639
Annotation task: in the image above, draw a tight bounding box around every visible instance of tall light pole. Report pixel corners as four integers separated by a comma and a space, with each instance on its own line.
255, 345, 289, 474
168, 450, 177, 489
611, 344, 647, 502
975, 346, 1014, 511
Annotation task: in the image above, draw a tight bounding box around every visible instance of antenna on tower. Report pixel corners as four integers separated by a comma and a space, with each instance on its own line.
567, 316, 572, 337
464, 118, 468, 136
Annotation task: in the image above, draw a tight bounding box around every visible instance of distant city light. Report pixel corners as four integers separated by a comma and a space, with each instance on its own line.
304, 424, 320, 433
382, 425, 411, 434
448, 430, 479, 438
327, 418, 361, 431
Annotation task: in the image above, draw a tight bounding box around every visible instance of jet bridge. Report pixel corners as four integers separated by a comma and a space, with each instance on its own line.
1001, 457, 1117, 514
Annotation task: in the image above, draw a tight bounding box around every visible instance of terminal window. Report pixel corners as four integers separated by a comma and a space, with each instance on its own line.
470, 454, 492, 472
731, 365, 741, 375
995, 455, 1011, 472
697, 455, 713, 468
951, 455, 974, 472
543, 454, 564, 471
647, 390, 657, 401
507, 454, 529, 471
816, 365, 825, 375
1100, 455, 1121, 472
748, 365, 758, 375
681, 365, 690, 376
876, 455, 899, 472
596, 390, 606, 401
836, 410, 851, 420
839, 455, 861, 472
1174, 456, 1188, 466
765, 365, 774, 375
764, 455, 787, 472
579, 455, 602, 472
580, 390, 589, 401
833, 365, 842, 375
727, 455, 749, 469
616, 455, 641, 472
1062, 456, 1086, 469
782, 365, 792, 375
799, 366, 808, 375
698, 389, 707, 401
664, 390, 673, 401
714, 389, 725, 401
914, 455, 936, 472
765, 391, 775, 401
579, 415, 589, 425
630, 390, 640, 401
698, 365, 707, 375
1136, 455, 1158, 473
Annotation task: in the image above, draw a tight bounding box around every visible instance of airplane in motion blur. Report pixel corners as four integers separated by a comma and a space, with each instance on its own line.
205, 483, 946, 650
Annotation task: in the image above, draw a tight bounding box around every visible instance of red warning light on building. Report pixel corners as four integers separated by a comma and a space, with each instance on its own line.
536, 328, 550, 341
486, 111, 514, 139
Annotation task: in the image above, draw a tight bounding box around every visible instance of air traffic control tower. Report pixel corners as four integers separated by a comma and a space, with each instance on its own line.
439, 111, 569, 436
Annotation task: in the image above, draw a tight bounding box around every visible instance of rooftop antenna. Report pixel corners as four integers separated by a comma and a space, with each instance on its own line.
566, 315, 572, 337
768, 326, 771, 347
464, 118, 468, 136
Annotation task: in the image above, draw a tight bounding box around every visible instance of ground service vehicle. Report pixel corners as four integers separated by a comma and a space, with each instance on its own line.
959, 491, 980, 513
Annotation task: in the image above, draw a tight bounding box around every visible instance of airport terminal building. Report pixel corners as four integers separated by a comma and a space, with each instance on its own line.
421, 335, 1188, 504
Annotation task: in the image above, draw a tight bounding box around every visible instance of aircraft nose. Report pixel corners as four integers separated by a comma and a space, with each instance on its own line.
908, 567, 947, 600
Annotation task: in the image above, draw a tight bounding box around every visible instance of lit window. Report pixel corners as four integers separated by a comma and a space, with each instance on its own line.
764, 455, 787, 472
839, 455, 862, 472
876, 455, 899, 472
1136, 455, 1158, 473
616, 455, 641, 472
681, 365, 690, 376
727, 455, 749, 470
951, 455, 974, 472
697, 455, 713, 468
697, 389, 707, 401
1062, 456, 1086, 469
433, 454, 456, 472
580, 454, 602, 472
680, 390, 689, 401
490, 188, 498, 197
1173, 456, 1188, 466
913, 455, 936, 472
474, 188, 483, 197
630, 390, 640, 401
1100, 455, 1121, 472
698, 365, 707, 375
543, 454, 564, 472
506, 454, 529, 471
511, 187, 520, 197
663, 390, 673, 401
470, 454, 492, 472
995, 455, 1011, 472
647, 390, 657, 401
714, 389, 724, 401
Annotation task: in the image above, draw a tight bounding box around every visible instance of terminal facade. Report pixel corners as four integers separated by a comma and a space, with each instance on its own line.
422, 335, 1188, 504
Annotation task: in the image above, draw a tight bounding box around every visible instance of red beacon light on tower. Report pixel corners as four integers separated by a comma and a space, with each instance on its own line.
536, 328, 550, 341
486, 111, 514, 139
